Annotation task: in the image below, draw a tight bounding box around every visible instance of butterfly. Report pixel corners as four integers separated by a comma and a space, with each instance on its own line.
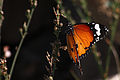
66, 22, 109, 63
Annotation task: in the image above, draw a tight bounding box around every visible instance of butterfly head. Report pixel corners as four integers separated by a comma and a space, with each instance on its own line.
64, 23, 74, 34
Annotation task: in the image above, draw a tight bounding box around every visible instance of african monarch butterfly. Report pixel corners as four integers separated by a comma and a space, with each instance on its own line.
66, 22, 109, 64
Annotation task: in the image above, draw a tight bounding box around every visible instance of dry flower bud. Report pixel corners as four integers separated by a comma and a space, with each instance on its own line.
3, 66, 8, 71
49, 76, 53, 80
4, 60, 7, 63
57, 4, 60, 10
19, 28, 23, 33
47, 51, 50, 57
2, 71, 7, 75
61, 14, 66, 18
60, 23, 63, 27
27, 9, 31, 13
5, 51, 11, 58
34, 0, 37, 7
23, 22, 27, 31
1, 60, 4, 64
24, 22, 27, 27
54, 26, 58, 31
3, 46, 9, 52
0, 11, 4, 15
3, 46, 11, 58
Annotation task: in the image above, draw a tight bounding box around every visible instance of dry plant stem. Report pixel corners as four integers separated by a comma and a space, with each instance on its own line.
0, 0, 3, 9
0, 0, 8, 80
92, 46, 105, 80
106, 39, 120, 75
78, 0, 91, 22
9, 33, 27, 80
105, 0, 120, 78
52, 0, 61, 77
0, 0, 4, 44
111, 46, 120, 75
4, 58, 9, 80
109, 42, 120, 74
9, 4, 36, 80
105, 8, 120, 79
0, 0, 3, 17
70, 70, 80, 80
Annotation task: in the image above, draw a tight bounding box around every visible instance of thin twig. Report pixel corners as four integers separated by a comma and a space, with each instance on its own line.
92, 46, 106, 80
0, 0, 3, 18
9, 1, 37, 79
9, 33, 27, 79
105, 0, 120, 77
70, 70, 80, 80
0, 0, 7, 80
0, 0, 4, 46
106, 39, 120, 75
51, 0, 61, 77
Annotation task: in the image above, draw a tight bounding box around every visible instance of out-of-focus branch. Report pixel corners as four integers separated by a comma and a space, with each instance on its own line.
9, 0, 37, 80
0, 0, 4, 45
106, 39, 120, 76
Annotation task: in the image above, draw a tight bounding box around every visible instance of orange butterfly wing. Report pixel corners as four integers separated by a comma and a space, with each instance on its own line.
66, 32, 78, 63
73, 24, 93, 56
67, 24, 94, 63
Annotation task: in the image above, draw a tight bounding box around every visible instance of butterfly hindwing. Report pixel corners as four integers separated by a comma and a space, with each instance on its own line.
66, 32, 78, 63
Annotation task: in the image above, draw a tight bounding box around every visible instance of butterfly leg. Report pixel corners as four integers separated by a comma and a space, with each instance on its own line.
78, 59, 83, 75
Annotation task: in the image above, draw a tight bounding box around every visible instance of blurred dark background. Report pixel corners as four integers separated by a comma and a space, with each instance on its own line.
1, 0, 120, 80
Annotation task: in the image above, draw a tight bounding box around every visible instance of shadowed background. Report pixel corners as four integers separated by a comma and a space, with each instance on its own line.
1, 0, 120, 80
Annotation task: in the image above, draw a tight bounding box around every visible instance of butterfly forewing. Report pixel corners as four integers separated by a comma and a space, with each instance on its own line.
73, 25, 94, 57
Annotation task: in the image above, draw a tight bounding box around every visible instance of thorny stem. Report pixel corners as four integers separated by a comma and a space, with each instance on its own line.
9, 1, 37, 80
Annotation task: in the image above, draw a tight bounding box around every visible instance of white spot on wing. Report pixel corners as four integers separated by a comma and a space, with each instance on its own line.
94, 34, 96, 36
95, 24, 101, 36
105, 27, 109, 32
105, 27, 107, 30
107, 29, 109, 32
96, 37, 100, 42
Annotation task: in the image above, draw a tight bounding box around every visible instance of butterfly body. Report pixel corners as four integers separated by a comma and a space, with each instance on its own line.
66, 22, 109, 63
